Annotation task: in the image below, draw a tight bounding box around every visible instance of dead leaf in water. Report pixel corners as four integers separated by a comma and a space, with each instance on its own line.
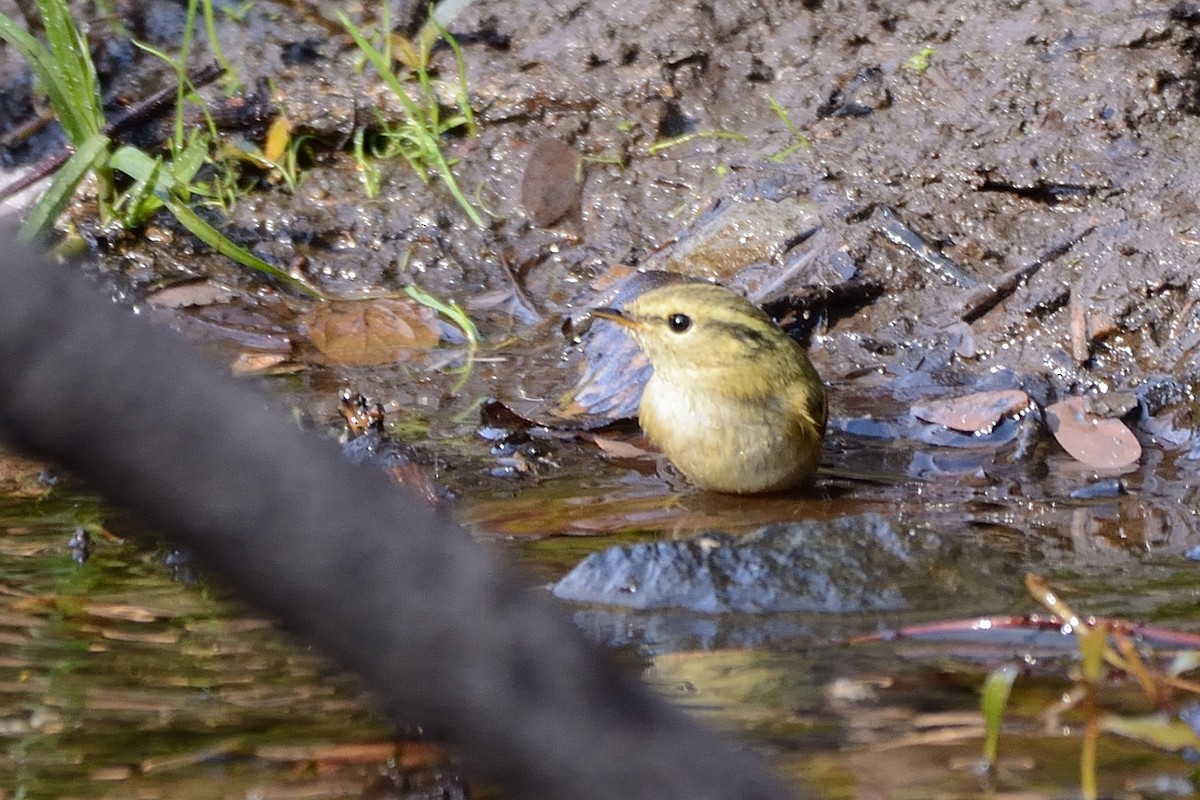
590, 435, 657, 459
302, 299, 440, 367
912, 390, 1030, 434
230, 351, 292, 376
146, 280, 235, 308
1045, 396, 1141, 470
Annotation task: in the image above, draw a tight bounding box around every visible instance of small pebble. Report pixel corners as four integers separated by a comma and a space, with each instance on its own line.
67, 527, 91, 565
165, 548, 197, 584
1068, 479, 1126, 501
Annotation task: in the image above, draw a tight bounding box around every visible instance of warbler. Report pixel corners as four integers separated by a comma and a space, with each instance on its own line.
591, 282, 827, 494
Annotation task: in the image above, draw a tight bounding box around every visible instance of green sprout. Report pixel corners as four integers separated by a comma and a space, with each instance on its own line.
404, 283, 479, 347
980, 663, 1018, 768
0, 0, 111, 237
904, 44, 937, 74
0, 0, 322, 295
767, 96, 813, 162
338, 6, 484, 226
647, 130, 751, 155
218, 0, 258, 24
353, 127, 383, 198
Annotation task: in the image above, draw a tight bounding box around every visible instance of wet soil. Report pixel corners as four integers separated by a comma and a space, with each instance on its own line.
4, 0, 1200, 797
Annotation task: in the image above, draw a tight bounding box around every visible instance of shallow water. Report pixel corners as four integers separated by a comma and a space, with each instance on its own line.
5, 374, 1200, 799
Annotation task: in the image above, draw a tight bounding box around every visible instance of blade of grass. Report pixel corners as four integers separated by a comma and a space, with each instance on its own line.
199, 0, 238, 91
17, 132, 109, 242
337, 10, 483, 227
35, 0, 104, 138
112, 150, 166, 225
162, 196, 324, 298
426, 14, 475, 136
404, 283, 479, 346
647, 130, 750, 155
0, 9, 95, 143
1, 0, 113, 223
767, 96, 812, 162
980, 663, 1018, 769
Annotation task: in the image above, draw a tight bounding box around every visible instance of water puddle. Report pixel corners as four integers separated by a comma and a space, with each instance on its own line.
7, 367, 1196, 798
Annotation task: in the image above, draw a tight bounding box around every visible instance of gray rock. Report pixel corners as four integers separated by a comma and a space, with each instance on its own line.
552, 514, 967, 614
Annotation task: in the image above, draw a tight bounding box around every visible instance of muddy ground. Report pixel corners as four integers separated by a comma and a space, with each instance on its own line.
4, 0, 1199, 418
4, 0, 1200, 797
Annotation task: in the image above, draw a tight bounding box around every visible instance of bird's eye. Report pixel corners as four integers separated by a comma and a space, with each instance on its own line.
667, 313, 692, 333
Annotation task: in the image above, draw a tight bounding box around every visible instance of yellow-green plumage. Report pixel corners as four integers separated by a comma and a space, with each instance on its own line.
593, 282, 827, 494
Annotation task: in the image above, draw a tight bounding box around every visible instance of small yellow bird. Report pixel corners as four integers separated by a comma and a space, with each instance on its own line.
591, 282, 827, 494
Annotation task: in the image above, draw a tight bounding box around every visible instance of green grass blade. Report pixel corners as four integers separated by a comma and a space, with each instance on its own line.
199, 0, 237, 89
160, 195, 324, 298
18, 132, 110, 242
337, 11, 483, 227
110, 148, 166, 225
339, 14, 427, 135
0, 10, 90, 143
981, 663, 1018, 768
110, 138, 208, 197
405, 283, 479, 346
109, 144, 166, 186
168, 131, 212, 191
35, 0, 104, 138
427, 13, 475, 135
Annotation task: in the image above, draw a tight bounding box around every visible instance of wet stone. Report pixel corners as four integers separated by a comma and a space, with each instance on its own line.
552, 514, 992, 614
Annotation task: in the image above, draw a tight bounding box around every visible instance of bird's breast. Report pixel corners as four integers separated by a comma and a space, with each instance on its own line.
637, 375, 822, 493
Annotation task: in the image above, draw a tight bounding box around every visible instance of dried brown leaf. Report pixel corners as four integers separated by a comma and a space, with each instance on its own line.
912, 390, 1030, 434
230, 352, 291, 376
146, 280, 235, 309
522, 138, 583, 227
591, 435, 656, 459
302, 299, 440, 367
1045, 396, 1141, 470
82, 602, 159, 623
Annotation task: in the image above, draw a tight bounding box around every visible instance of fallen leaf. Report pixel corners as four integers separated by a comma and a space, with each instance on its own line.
230, 352, 290, 376
521, 138, 583, 227
590, 435, 657, 459
255, 742, 400, 764
912, 389, 1030, 434
1101, 713, 1200, 752
264, 114, 292, 164
1044, 396, 1141, 470
146, 280, 235, 309
302, 299, 440, 366
82, 602, 159, 623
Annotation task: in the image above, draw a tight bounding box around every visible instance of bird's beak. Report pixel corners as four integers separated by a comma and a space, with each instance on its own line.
588, 307, 636, 329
